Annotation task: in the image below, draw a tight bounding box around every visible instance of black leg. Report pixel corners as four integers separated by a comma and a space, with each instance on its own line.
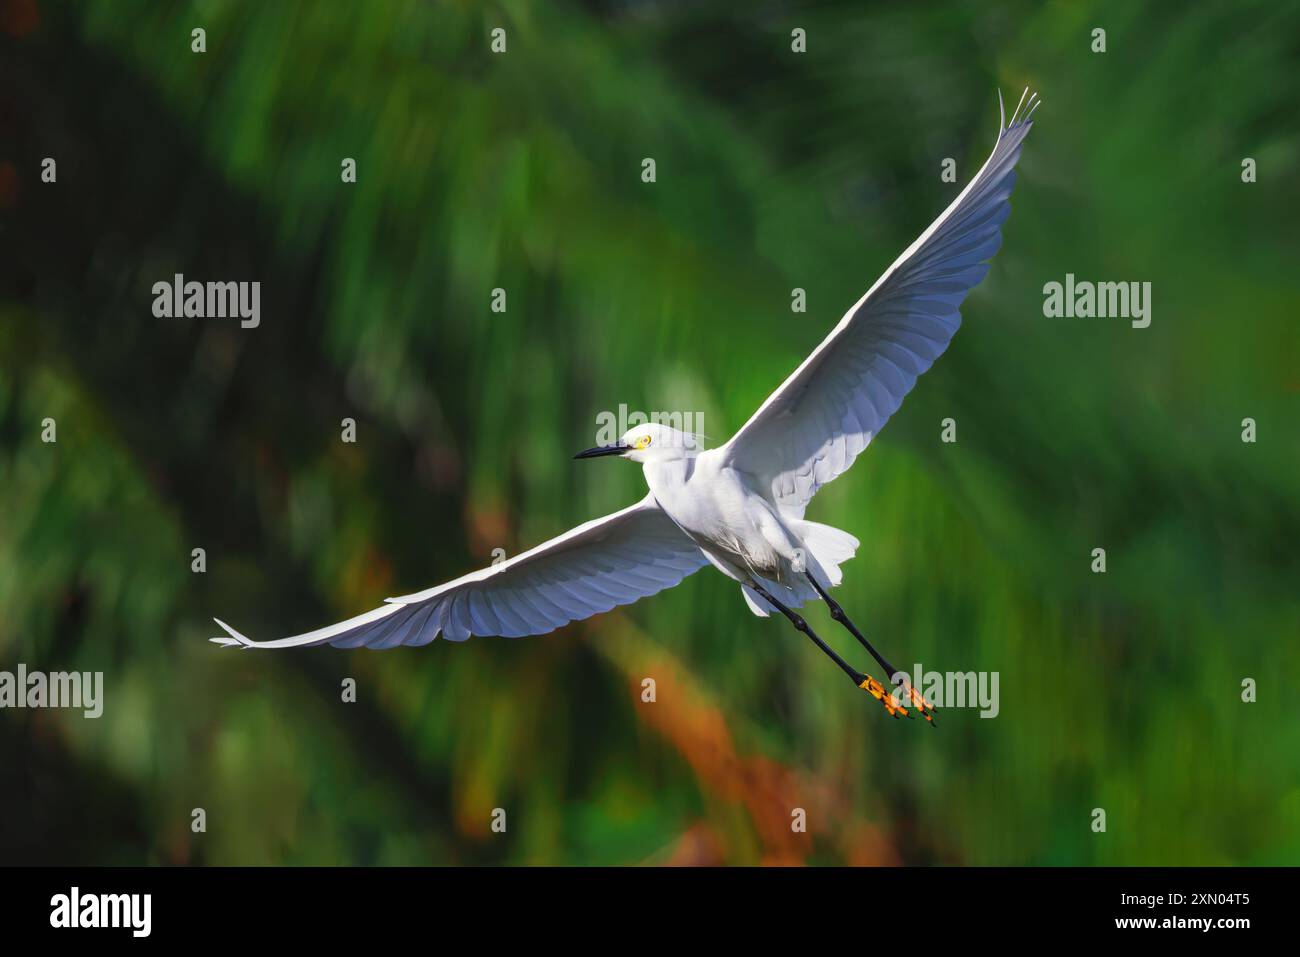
748, 582, 863, 684
802, 572, 898, 679
804, 571, 937, 723
749, 581, 907, 719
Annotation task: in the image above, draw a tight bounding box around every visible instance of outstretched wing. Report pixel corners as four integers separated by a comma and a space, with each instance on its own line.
721, 90, 1039, 518
211, 494, 708, 649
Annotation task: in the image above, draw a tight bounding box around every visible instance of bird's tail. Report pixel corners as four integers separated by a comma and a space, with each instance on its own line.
740, 520, 860, 616
794, 520, 860, 587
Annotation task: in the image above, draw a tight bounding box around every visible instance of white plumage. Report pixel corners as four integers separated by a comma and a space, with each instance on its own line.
213, 90, 1037, 660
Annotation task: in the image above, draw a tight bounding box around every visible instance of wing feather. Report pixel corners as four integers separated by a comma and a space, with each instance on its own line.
721, 90, 1038, 516
211, 494, 707, 649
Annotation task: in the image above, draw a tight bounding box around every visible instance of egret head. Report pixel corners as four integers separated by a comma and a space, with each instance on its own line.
574, 423, 703, 464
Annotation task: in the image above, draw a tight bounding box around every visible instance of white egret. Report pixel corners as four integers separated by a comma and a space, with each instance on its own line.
213, 90, 1040, 722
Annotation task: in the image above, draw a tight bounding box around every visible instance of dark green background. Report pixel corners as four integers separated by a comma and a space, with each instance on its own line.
1, 1, 1296, 865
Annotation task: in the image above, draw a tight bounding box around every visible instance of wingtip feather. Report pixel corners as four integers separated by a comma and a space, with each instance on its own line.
1010, 87, 1028, 126
211, 617, 253, 649
1005, 88, 1041, 131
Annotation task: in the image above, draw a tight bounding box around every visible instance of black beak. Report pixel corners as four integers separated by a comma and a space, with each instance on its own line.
574, 444, 628, 460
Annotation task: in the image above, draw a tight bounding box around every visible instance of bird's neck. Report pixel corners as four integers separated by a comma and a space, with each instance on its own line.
642, 456, 693, 497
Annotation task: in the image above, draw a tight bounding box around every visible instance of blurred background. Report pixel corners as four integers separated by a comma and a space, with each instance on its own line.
1, 0, 1297, 865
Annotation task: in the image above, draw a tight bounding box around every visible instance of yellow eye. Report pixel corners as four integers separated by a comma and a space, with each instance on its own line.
635, 434, 652, 450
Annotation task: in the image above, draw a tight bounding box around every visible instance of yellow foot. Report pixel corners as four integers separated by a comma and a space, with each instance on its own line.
858, 675, 939, 724
858, 675, 909, 718
899, 681, 938, 724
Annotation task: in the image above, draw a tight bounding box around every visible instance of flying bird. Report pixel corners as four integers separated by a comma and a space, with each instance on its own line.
213, 90, 1040, 723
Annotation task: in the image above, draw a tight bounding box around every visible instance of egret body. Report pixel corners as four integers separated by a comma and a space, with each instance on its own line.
213, 91, 1042, 722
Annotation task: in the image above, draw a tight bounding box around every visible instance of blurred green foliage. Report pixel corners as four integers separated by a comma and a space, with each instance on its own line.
1, 0, 1297, 865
